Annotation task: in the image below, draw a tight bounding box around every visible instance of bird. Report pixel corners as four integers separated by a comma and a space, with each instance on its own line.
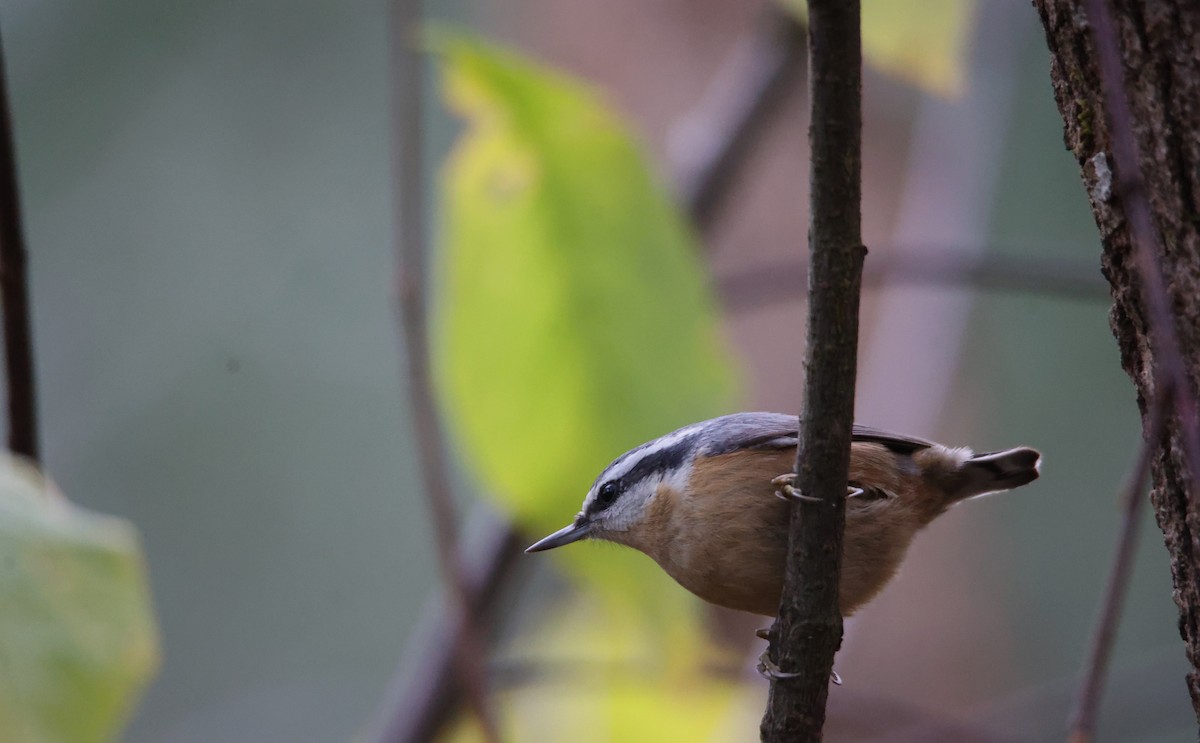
526, 412, 1040, 619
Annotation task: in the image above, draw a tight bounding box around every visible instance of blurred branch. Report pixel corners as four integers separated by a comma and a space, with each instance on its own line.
0, 30, 39, 463
958, 646, 1191, 741
669, 6, 806, 233
1067, 395, 1165, 743
717, 249, 1108, 312
374, 10, 808, 742
376, 1, 501, 741
372, 509, 523, 743
761, 0, 862, 740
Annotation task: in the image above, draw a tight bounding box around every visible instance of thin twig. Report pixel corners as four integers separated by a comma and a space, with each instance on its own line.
382, 1, 501, 741
1082, 0, 1200, 491
717, 249, 1107, 313
761, 1, 862, 740
1067, 392, 1168, 743
372, 509, 523, 743
0, 30, 38, 463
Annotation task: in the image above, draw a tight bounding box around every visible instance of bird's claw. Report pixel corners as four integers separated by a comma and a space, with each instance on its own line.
756, 629, 844, 684
772, 474, 865, 502
757, 648, 802, 680
771, 473, 821, 503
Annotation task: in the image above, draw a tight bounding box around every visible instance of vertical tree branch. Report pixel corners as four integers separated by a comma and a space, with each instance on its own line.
1079, 0, 1200, 485
1059, 1, 1200, 739
383, 2, 501, 741
0, 31, 39, 463
760, 1, 863, 740
1034, 0, 1200, 728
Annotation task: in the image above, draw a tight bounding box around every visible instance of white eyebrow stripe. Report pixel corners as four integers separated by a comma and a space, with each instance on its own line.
604, 423, 704, 482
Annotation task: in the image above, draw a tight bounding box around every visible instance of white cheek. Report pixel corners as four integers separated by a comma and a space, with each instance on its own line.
663, 461, 692, 494
598, 463, 692, 534
599, 493, 645, 533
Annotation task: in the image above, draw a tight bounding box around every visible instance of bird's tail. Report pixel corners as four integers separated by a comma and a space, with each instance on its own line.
955, 446, 1042, 500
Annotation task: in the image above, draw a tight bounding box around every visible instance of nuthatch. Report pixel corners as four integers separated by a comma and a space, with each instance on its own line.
527, 412, 1040, 618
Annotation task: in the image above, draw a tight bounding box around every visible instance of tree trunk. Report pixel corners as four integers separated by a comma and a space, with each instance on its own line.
1034, 0, 1200, 723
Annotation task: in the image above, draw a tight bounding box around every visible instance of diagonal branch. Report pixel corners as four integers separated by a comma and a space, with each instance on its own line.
1067, 391, 1167, 743
369, 12, 808, 742
0, 30, 38, 463
760, 1, 863, 740
670, 6, 806, 234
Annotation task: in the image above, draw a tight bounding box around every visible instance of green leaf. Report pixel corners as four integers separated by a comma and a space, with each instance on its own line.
783, 0, 977, 97
0, 457, 159, 743
440, 596, 747, 743
431, 32, 737, 604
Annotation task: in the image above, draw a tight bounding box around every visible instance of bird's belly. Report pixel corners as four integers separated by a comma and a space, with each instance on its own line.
658, 502, 916, 617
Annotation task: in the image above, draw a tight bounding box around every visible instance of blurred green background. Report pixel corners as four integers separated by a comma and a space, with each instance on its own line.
0, 0, 1191, 741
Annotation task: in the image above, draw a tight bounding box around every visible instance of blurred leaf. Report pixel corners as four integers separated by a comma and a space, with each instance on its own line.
782, 0, 977, 97
431, 32, 736, 606
0, 457, 159, 743
441, 596, 745, 743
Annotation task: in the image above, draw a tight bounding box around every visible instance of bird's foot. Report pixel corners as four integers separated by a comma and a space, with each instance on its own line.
772, 474, 865, 502
771, 473, 821, 503
756, 628, 844, 684
756, 648, 802, 680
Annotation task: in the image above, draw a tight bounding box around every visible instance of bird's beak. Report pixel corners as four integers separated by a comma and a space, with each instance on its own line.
526, 519, 593, 553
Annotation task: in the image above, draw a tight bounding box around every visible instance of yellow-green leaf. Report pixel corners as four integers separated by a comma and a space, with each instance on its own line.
440, 596, 743, 743
783, 0, 977, 97
431, 32, 736, 605
0, 457, 159, 743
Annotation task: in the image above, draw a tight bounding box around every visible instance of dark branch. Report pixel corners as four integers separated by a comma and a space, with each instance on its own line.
717, 249, 1108, 313
372, 510, 523, 743
670, 7, 806, 233
0, 31, 39, 462
761, 1, 863, 740
376, 2, 501, 741
1054, 1, 1200, 739
1067, 392, 1167, 743
1081, 0, 1200, 490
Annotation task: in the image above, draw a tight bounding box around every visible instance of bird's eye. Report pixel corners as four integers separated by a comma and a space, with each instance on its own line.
597, 481, 620, 507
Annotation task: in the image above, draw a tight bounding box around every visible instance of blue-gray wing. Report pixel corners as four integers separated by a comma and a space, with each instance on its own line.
699, 412, 934, 456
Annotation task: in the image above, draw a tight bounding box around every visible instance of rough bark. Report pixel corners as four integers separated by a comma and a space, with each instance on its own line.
1034, 0, 1200, 722
760, 1, 863, 740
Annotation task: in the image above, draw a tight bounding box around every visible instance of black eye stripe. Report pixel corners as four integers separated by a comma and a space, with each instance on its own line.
619, 440, 690, 484
586, 435, 695, 518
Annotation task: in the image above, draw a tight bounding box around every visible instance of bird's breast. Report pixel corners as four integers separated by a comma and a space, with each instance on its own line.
629, 445, 929, 616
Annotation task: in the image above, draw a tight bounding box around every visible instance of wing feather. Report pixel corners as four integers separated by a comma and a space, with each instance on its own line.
699, 412, 934, 457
